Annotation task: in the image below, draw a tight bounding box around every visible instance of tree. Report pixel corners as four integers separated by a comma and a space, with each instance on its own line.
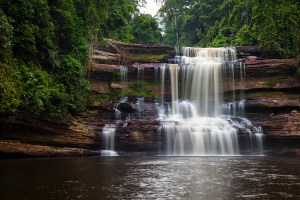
131, 14, 162, 44
250, 0, 300, 57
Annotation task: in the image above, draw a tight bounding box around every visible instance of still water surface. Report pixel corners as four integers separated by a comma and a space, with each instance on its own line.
0, 156, 299, 199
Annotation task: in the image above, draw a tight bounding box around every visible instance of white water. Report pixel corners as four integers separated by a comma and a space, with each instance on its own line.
101, 124, 118, 156
113, 103, 121, 121
158, 47, 264, 155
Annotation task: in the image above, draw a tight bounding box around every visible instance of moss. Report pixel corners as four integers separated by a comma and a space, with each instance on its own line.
260, 78, 285, 87
95, 94, 110, 102
246, 77, 287, 87
87, 93, 110, 104
223, 90, 299, 101
132, 53, 169, 61
122, 81, 160, 98
244, 91, 298, 99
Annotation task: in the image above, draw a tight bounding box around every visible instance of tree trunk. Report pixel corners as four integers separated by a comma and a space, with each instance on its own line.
93, 38, 176, 64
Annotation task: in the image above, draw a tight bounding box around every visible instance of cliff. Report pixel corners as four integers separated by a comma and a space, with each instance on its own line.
1, 44, 300, 157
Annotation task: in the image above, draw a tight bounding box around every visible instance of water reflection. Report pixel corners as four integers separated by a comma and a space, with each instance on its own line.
0, 156, 299, 199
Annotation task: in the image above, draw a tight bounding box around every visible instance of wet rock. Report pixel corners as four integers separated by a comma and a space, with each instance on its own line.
250, 110, 300, 137
119, 102, 134, 112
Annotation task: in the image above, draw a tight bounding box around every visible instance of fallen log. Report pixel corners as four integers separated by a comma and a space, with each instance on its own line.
93, 38, 176, 64
92, 49, 121, 61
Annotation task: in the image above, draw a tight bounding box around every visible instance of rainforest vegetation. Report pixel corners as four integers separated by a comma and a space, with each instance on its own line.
158, 0, 300, 58
0, 0, 300, 117
0, 0, 159, 116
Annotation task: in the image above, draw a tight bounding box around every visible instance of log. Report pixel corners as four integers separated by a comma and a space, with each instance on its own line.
93, 38, 176, 64
92, 49, 121, 61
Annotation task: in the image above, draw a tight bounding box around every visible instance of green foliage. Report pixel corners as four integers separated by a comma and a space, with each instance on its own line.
99, 0, 137, 42
250, 1, 300, 57
89, 93, 110, 104
0, 61, 21, 113
0, 9, 13, 50
20, 63, 60, 114
74, 0, 109, 42
0, 0, 151, 117
0, 0, 92, 116
123, 81, 159, 98
162, 26, 178, 45
2, 0, 300, 118
57, 55, 90, 112
159, 0, 300, 60
131, 14, 162, 44
208, 32, 231, 47
235, 25, 255, 46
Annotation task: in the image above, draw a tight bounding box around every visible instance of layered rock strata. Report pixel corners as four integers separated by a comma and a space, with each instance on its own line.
0, 55, 299, 157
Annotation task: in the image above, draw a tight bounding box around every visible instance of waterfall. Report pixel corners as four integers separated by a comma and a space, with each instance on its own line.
157, 64, 167, 120
119, 66, 128, 101
100, 66, 128, 156
158, 47, 264, 155
170, 64, 179, 116
101, 124, 118, 156
113, 103, 121, 121
137, 97, 144, 119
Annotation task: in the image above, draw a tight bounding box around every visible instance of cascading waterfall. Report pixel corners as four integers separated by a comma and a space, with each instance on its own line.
137, 97, 144, 119
101, 66, 128, 156
101, 124, 118, 156
113, 103, 121, 121
120, 66, 128, 100
158, 47, 264, 155
157, 64, 168, 120
114, 66, 129, 122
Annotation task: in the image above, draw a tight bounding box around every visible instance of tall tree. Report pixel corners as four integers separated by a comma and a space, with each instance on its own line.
131, 14, 162, 44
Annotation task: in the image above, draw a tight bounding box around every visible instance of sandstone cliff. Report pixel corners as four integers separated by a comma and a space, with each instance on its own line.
1, 47, 300, 157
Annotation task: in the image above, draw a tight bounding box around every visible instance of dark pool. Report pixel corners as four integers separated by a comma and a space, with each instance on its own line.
0, 156, 299, 199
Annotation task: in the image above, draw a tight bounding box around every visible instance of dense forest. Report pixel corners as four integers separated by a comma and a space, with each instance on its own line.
158, 0, 300, 58
0, 0, 160, 117
0, 0, 300, 117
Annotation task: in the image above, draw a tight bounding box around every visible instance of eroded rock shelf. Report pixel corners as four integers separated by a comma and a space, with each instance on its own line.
1, 44, 300, 157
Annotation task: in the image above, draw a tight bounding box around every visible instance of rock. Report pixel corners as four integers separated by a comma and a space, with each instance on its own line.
250, 110, 300, 137
0, 140, 100, 157
1, 49, 300, 157
90, 81, 110, 93
247, 56, 258, 61
111, 82, 126, 89
0, 110, 102, 154
119, 102, 134, 112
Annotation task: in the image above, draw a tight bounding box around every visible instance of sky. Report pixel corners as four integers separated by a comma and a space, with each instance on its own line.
139, 0, 161, 17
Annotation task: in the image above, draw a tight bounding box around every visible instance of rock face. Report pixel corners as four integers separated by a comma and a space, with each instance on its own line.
0, 104, 161, 157
87, 53, 300, 156
1, 52, 300, 157
253, 110, 300, 137
0, 110, 103, 157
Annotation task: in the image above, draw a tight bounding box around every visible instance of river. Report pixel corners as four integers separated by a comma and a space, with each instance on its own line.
0, 156, 299, 199
0, 156, 300, 200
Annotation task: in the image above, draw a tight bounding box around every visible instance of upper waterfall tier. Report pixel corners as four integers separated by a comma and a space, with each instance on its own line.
181, 47, 237, 64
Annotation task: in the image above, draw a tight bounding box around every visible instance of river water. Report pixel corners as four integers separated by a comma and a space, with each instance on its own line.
0, 156, 299, 200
